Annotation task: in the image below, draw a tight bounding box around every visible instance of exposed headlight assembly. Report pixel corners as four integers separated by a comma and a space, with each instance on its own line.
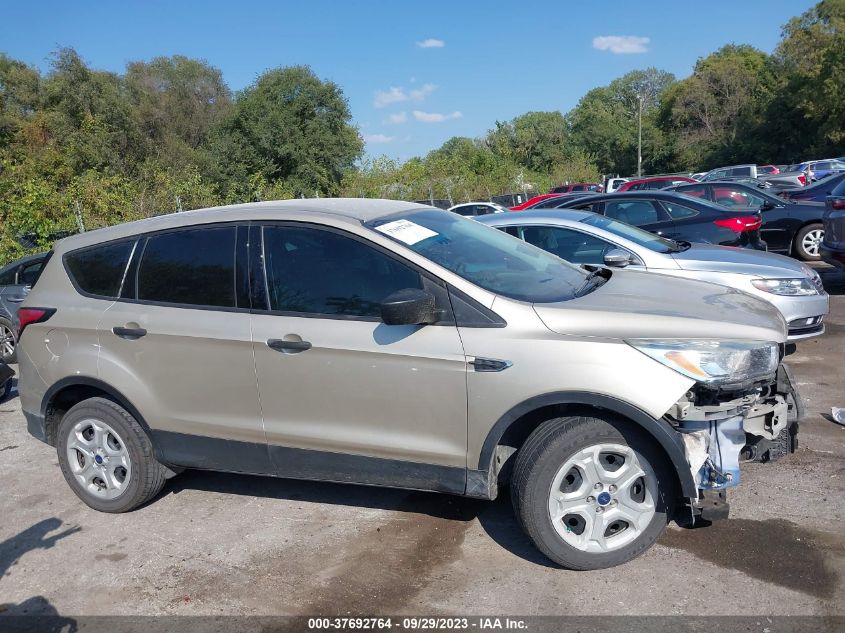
751, 278, 818, 296
627, 339, 779, 384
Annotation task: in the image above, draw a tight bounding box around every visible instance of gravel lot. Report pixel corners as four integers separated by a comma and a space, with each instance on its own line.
1, 266, 844, 618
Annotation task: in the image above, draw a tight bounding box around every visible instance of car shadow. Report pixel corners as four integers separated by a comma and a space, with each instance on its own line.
163, 470, 557, 567
818, 265, 845, 296
1, 377, 18, 403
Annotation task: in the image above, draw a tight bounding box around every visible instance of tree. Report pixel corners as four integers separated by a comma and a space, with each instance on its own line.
568, 68, 675, 175
0, 54, 41, 145
485, 111, 570, 172
664, 45, 772, 168
209, 65, 363, 198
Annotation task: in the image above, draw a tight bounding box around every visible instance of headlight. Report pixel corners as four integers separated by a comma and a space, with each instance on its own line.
626, 339, 779, 384
751, 278, 818, 296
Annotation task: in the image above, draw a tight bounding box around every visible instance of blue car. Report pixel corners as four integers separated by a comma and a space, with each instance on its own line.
0, 252, 48, 363
792, 158, 845, 181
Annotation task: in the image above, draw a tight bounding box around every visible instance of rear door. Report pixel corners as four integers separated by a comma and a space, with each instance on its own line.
249, 222, 469, 490
98, 224, 268, 471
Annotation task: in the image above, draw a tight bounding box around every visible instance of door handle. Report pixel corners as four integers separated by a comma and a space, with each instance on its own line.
267, 338, 312, 353
112, 326, 147, 340
7, 297, 25, 303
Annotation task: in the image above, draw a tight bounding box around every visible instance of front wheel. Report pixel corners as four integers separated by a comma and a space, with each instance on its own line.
0, 318, 17, 364
57, 397, 168, 512
511, 413, 676, 570
794, 223, 824, 261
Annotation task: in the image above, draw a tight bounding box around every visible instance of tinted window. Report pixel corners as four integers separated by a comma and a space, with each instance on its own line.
604, 200, 661, 225
581, 215, 678, 253
367, 210, 586, 303
520, 226, 616, 265
66, 243, 133, 298
832, 178, 845, 196
0, 267, 16, 285
18, 261, 44, 286
263, 226, 422, 317
712, 187, 765, 208
730, 167, 753, 176
137, 227, 236, 307
662, 201, 699, 219
675, 185, 708, 199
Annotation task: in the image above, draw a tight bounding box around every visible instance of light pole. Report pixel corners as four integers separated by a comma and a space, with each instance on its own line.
637, 93, 643, 178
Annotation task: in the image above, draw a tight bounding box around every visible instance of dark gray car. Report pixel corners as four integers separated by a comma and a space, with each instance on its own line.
0, 252, 48, 363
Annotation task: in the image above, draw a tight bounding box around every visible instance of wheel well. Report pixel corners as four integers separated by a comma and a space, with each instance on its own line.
490, 403, 688, 498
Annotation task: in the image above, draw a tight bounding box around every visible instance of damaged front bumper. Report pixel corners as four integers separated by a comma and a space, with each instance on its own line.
666, 363, 801, 522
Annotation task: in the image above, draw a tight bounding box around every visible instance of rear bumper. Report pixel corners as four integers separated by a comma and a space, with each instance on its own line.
820, 243, 845, 268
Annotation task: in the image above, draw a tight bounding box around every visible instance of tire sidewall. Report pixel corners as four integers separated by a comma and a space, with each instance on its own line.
795, 223, 823, 261
57, 399, 150, 513
0, 317, 17, 364
516, 418, 675, 570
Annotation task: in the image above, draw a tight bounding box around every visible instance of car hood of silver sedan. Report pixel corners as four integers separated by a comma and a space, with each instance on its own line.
668, 243, 814, 279
533, 268, 787, 342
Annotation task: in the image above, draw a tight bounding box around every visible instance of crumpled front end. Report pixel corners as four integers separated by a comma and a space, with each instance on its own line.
665, 363, 800, 521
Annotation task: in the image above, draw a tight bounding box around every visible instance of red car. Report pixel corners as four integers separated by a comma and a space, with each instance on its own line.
757, 164, 780, 175
510, 194, 563, 211
549, 183, 603, 194
617, 176, 697, 191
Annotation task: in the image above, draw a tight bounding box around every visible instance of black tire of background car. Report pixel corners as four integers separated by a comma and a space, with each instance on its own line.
793, 222, 824, 261
0, 377, 11, 402
510, 412, 676, 570
57, 397, 168, 513
0, 317, 17, 364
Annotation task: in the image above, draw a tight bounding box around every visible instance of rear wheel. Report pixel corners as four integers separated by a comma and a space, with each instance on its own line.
57, 397, 168, 512
794, 223, 824, 261
0, 318, 16, 364
511, 413, 676, 570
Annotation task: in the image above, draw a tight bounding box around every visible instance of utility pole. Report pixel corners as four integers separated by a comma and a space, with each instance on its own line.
637, 93, 644, 178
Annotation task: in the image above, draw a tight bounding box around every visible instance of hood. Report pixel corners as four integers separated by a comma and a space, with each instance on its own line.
533, 269, 787, 342
670, 243, 816, 279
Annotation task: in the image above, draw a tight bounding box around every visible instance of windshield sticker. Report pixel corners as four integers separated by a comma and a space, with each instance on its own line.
375, 219, 438, 245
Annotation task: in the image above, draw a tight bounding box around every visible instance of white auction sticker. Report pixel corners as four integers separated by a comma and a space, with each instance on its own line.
375, 219, 438, 245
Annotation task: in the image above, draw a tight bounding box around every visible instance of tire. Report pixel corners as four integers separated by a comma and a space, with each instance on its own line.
793, 223, 824, 261
57, 397, 168, 513
0, 377, 10, 402
511, 413, 676, 570
0, 317, 17, 364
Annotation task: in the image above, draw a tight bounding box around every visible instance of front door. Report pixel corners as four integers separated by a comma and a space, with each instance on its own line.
250, 223, 469, 493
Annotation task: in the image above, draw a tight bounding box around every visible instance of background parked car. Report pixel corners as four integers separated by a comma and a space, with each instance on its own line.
0, 252, 48, 363
617, 176, 697, 191
510, 194, 563, 210
521, 192, 597, 209
478, 209, 828, 341
666, 181, 825, 260
757, 165, 780, 174
701, 164, 807, 188
447, 202, 509, 217
820, 177, 845, 268
778, 172, 845, 203
549, 183, 603, 194
790, 159, 845, 181
556, 191, 766, 250
603, 177, 629, 192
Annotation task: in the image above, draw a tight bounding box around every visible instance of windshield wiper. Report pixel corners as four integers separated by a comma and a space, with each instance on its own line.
574, 268, 612, 298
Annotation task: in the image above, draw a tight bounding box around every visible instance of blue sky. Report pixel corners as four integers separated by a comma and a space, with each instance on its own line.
1, 0, 817, 161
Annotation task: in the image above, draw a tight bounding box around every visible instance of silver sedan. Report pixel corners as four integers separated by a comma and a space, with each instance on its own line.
479, 209, 829, 341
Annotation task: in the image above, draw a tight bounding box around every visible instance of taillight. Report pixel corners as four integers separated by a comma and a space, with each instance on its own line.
831, 198, 845, 210
713, 216, 763, 232
798, 175, 807, 186
17, 307, 56, 337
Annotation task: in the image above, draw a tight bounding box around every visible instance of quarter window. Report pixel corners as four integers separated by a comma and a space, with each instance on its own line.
262, 226, 422, 318
66, 242, 133, 298
137, 227, 236, 307
662, 201, 699, 219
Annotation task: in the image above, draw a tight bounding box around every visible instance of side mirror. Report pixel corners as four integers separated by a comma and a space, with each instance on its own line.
380, 288, 437, 326
603, 248, 633, 268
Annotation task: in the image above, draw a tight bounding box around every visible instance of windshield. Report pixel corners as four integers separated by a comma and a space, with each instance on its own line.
580, 214, 681, 253
367, 209, 588, 303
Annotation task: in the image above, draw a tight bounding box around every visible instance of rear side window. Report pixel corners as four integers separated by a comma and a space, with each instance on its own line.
137, 227, 236, 307
0, 267, 15, 285
65, 242, 134, 298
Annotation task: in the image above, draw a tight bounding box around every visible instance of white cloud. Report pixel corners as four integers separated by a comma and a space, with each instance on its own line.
362, 133, 395, 144
416, 38, 445, 49
413, 110, 463, 123
373, 83, 436, 108
384, 112, 407, 124
592, 35, 650, 54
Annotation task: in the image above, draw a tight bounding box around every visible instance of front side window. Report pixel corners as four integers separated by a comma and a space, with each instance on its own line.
263, 225, 422, 318
580, 215, 678, 253
519, 226, 618, 265
66, 242, 134, 298
137, 227, 236, 307
367, 210, 586, 303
